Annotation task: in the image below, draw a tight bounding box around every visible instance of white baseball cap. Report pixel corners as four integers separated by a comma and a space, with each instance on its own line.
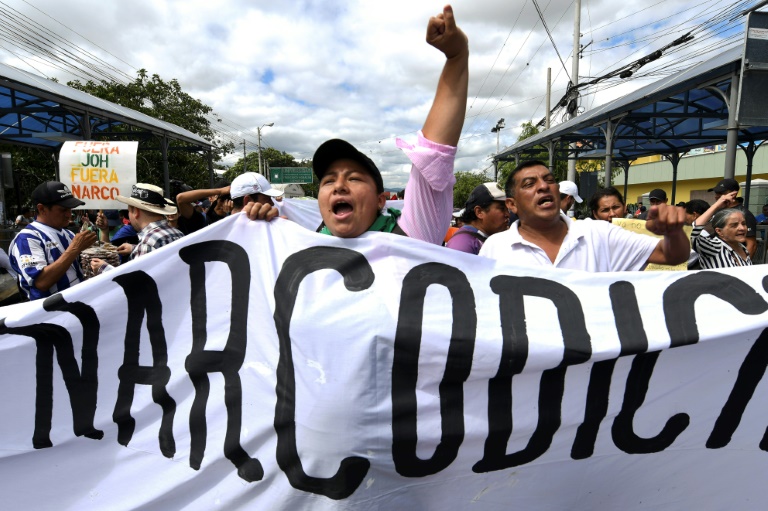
230, 172, 283, 199
558, 180, 583, 203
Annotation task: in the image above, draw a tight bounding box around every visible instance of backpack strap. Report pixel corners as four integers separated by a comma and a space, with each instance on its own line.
450, 229, 487, 242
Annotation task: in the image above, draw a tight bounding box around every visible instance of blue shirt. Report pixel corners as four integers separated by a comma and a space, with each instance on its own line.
9, 221, 85, 300
111, 224, 139, 264
112, 223, 138, 244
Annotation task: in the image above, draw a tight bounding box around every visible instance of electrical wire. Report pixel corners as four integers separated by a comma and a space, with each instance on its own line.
0, 0, 764, 170
532, 0, 572, 82
541, 0, 759, 128
465, 0, 574, 139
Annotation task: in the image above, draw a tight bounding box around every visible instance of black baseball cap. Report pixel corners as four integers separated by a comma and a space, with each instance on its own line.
648, 189, 667, 202
31, 181, 85, 208
708, 178, 739, 194
313, 139, 384, 193
465, 183, 506, 211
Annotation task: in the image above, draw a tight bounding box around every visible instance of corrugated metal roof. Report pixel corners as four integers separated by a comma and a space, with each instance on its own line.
497, 46, 768, 161
0, 62, 212, 150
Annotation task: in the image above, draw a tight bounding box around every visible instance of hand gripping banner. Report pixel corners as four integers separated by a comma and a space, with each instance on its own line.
0, 214, 767, 510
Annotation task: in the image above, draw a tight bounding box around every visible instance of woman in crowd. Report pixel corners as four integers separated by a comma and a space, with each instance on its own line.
588, 187, 626, 222
691, 190, 751, 268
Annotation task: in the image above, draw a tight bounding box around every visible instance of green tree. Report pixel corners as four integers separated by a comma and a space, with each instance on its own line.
67, 69, 234, 189
0, 145, 59, 213
497, 120, 569, 186
453, 170, 490, 208
518, 120, 541, 141
1, 70, 231, 215
495, 160, 515, 188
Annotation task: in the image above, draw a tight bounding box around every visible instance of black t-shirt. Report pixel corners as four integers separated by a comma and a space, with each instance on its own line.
178, 210, 207, 236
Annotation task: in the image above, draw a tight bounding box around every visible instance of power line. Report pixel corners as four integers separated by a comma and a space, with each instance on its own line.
465, 0, 530, 127
539, 0, 758, 129
465, 0, 573, 139
532, 0, 571, 82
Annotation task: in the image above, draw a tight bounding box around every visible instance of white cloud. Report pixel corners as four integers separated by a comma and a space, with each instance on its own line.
1, 0, 748, 188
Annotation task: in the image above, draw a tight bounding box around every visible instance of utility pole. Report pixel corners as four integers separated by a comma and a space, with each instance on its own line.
567, 0, 581, 182
491, 118, 505, 181
242, 140, 247, 173
257, 122, 274, 175
546, 68, 554, 172
546, 68, 551, 131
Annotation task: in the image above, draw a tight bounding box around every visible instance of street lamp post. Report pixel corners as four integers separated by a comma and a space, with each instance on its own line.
257, 123, 274, 175
491, 118, 505, 182
242, 140, 247, 173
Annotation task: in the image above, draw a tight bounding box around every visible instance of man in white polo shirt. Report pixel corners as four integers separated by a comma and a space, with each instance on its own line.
479, 160, 690, 271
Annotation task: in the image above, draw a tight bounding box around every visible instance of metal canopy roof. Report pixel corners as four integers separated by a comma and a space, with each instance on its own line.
496, 46, 763, 162
0, 62, 212, 151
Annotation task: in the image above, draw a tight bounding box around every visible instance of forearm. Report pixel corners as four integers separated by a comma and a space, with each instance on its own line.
177, 201, 194, 219
177, 188, 224, 219
177, 188, 223, 205
694, 202, 722, 227
97, 226, 110, 243
660, 229, 691, 265
34, 250, 79, 291
422, 50, 469, 147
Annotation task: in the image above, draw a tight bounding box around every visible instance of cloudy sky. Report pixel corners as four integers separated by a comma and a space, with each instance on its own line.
0, 0, 756, 188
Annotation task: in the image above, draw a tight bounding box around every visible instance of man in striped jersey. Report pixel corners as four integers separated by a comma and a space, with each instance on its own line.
10, 181, 97, 301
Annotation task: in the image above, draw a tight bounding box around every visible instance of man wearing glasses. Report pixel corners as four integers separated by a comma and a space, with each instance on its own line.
10, 181, 97, 300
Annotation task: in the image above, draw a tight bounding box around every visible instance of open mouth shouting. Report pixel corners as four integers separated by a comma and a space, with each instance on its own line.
317, 159, 386, 238
537, 194, 556, 209
331, 199, 354, 219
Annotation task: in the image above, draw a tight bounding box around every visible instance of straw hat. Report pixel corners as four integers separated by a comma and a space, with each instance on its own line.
116, 183, 177, 215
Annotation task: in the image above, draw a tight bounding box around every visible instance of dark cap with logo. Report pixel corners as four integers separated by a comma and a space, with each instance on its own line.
313, 139, 384, 193
31, 181, 85, 208
465, 183, 506, 211
648, 188, 667, 202
708, 178, 739, 194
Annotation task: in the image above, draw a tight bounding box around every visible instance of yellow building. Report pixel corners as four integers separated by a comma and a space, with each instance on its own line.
612, 148, 768, 213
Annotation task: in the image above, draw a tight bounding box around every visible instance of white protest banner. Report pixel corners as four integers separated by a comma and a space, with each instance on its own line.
279, 198, 405, 231
58, 141, 138, 209
1, 215, 767, 510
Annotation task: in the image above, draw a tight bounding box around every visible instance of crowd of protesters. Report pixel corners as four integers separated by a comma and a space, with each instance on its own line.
4, 5, 762, 303
5, 173, 289, 300
7, 161, 763, 302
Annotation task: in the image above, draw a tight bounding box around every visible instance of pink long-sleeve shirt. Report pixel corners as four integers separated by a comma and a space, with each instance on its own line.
394, 131, 457, 245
